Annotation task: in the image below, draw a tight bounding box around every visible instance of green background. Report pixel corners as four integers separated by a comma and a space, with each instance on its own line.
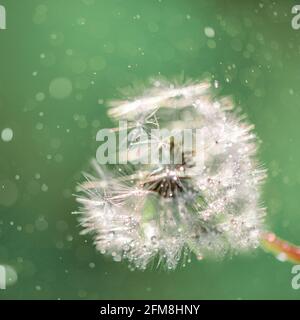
0, 0, 300, 299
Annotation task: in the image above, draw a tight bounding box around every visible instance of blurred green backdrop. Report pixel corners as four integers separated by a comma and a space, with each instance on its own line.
0, 0, 300, 299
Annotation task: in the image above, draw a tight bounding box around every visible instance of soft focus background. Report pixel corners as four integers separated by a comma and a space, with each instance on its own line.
0, 0, 300, 299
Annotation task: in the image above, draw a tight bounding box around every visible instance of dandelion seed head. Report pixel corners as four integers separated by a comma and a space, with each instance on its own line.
77, 78, 266, 270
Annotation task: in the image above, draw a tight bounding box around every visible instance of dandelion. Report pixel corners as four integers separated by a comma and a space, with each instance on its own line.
76, 78, 267, 270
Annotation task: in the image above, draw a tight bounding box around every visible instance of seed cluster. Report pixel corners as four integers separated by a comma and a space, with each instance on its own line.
76, 79, 266, 270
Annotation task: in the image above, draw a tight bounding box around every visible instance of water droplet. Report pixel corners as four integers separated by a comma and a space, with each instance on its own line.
1, 128, 13, 142
35, 92, 45, 102
49, 78, 73, 99
204, 27, 215, 38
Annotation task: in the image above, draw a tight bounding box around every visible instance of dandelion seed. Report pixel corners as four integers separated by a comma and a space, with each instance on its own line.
76, 79, 266, 270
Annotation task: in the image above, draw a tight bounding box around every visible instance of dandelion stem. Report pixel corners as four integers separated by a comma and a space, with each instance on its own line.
261, 232, 300, 263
